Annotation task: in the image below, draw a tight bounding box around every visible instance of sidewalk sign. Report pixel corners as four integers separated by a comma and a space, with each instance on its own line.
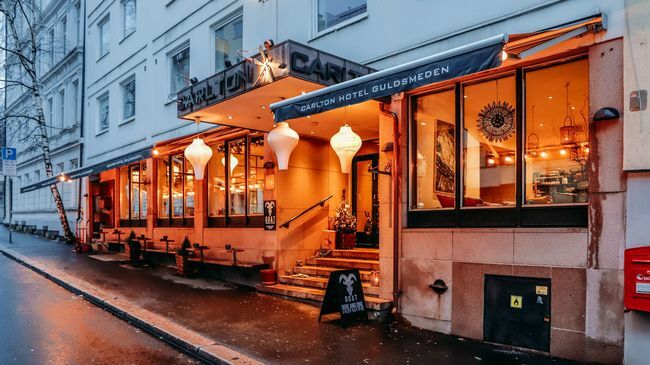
319, 269, 367, 327
2, 147, 17, 176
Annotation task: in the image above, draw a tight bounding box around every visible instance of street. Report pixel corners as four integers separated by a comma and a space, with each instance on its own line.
0, 253, 200, 365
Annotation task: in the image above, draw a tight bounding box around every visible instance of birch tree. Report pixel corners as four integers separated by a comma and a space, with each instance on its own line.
0, 0, 75, 242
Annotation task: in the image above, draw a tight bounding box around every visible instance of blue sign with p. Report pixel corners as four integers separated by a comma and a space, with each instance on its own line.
2, 147, 16, 161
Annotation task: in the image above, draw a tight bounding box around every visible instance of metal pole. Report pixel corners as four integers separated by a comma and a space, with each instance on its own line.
9, 177, 12, 244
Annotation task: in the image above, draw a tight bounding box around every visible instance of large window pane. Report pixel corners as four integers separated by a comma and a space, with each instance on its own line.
184, 157, 194, 217
228, 139, 246, 216
130, 164, 140, 219
463, 75, 516, 207
248, 134, 265, 215
99, 17, 109, 57
411, 89, 456, 209
123, 79, 135, 120
119, 167, 129, 219
214, 15, 243, 72
123, 0, 136, 37
171, 155, 183, 218
524, 59, 589, 205
158, 158, 170, 218
317, 0, 367, 32
140, 162, 147, 216
208, 144, 227, 217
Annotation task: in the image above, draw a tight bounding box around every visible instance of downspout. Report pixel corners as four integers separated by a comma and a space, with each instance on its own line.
379, 103, 400, 310
76, 0, 87, 232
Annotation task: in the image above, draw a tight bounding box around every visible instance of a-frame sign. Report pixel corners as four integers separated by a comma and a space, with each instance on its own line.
318, 269, 368, 327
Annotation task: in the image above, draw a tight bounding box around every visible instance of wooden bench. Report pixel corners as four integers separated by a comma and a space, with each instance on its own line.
187, 256, 268, 269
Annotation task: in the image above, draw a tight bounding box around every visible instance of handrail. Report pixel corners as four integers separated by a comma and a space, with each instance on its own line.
279, 195, 333, 228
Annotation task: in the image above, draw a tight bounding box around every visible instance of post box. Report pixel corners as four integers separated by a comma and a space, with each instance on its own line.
624, 246, 650, 312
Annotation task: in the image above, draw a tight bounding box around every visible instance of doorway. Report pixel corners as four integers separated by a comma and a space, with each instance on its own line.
352, 154, 379, 248
91, 180, 114, 238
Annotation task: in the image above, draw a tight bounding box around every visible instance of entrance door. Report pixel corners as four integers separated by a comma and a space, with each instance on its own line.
484, 275, 551, 351
352, 154, 379, 247
91, 180, 114, 238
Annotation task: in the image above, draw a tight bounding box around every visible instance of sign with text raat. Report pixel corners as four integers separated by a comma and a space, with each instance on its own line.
319, 269, 367, 327
2, 147, 17, 176
264, 200, 276, 230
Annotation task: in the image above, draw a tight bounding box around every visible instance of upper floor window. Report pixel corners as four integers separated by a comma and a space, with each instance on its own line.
76, 3, 81, 46
48, 28, 55, 67
214, 14, 243, 72
98, 94, 109, 132
72, 79, 79, 124
170, 46, 190, 93
58, 89, 65, 129
98, 15, 110, 58
317, 0, 367, 32
122, 0, 136, 37
122, 77, 136, 121
61, 15, 68, 54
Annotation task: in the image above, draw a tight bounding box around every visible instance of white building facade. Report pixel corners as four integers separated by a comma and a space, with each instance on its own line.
4, 0, 84, 236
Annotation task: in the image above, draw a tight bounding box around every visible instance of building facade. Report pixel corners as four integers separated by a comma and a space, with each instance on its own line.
15, 0, 640, 363
3, 0, 84, 236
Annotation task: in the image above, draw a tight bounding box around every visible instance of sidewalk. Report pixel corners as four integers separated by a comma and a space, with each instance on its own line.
0, 227, 588, 365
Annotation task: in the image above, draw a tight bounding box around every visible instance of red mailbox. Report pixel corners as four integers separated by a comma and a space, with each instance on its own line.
625, 246, 650, 312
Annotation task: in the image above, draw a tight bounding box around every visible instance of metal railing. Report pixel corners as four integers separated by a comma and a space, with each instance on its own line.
279, 195, 333, 229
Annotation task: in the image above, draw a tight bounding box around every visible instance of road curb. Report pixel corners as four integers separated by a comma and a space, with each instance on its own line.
0, 244, 264, 365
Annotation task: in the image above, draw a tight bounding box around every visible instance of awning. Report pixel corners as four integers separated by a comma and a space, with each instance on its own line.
270, 34, 508, 122
21, 147, 152, 193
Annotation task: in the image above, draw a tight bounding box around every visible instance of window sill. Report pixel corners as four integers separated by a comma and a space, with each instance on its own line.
95, 128, 109, 137
165, 0, 176, 7
119, 117, 135, 126
119, 30, 135, 45
309, 13, 368, 42
96, 51, 110, 62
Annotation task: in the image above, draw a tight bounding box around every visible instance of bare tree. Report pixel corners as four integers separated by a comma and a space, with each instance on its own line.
0, 0, 75, 242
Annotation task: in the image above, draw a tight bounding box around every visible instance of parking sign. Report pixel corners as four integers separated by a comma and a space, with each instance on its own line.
2, 147, 17, 176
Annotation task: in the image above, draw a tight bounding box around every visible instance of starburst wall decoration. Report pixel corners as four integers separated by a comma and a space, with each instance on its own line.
476, 100, 516, 143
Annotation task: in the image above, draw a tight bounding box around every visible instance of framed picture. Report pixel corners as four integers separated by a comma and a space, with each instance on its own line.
435, 119, 455, 195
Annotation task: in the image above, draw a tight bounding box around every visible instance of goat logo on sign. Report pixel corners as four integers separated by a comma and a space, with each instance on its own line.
264, 201, 275, 217
339, 273, 358, 302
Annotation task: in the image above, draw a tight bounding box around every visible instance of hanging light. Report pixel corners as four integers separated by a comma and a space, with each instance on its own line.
330, 124, 362, 173
221, 154, 239, 175
560, 82, 577, 145
184, 138, 213, 180
527, 105, 540, 158
268, 122, 299, 170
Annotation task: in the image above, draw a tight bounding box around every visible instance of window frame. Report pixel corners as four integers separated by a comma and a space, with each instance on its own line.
156, 154, 195, 227
120, 161, 148, 227
407, 56, 589, 228
212, 11, 243, 73
121, 0, 136, 39
58, 88, 65, 129
61, 15, 68, 54
207, 134, 265, 228
121, 76, 136, 123
169, 44, 190, 95
97, 93, 109, 134
313, 0, 368, 38
98, 15, 110, 59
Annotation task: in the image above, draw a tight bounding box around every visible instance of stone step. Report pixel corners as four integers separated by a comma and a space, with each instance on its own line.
306, 257, 379, 271
328, 248, 379, 260
292, 266, 375, 281
279, 275, 380, 297
256, 283, 392, 312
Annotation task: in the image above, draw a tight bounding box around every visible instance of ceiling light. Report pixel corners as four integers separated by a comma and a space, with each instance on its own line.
559, 149, 567, 156
184, 138, 213, 180
420, 122, 427, 126
540, 151, 549, 159
227, 115, 233, 119
268, 122, 299, 170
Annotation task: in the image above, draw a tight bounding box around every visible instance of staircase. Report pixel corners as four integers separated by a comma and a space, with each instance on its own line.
257, 248, 392, 313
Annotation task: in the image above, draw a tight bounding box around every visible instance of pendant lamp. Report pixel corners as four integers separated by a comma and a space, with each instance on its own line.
221, 154, 239, 175
184, 138, 213, 180
268, 122, 299, 170
330, 124, 362, 173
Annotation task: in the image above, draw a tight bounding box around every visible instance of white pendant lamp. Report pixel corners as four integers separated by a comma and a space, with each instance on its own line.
330, 124, 362, 174
184, 138, 213, 180
268, 122, 299, 170
221, 154, 239, 175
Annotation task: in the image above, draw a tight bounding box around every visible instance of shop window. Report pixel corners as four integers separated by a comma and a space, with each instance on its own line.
214, 14, 242, 72
157, 154, 194, 226
408, 57, 589, 228
410, 88, 456, 209
317, 0, 367, 33
462, 75, 517, 207
207, 134, 266, 227
524, 59, 589, 205
119, 161, 147, 227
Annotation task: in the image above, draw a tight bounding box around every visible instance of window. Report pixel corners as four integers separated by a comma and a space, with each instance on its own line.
48, 28, 55, 67
408, 57, 590, 228
122, 0, 136, 37
214, 14, 242, 72
76, 3, 81, 46
157, 154, 194, 226
207, 133, 266, 227
61, 15, 68, 54
98, 94, 109, 132
58, 89, 65, 129
122, 78, 136, 120
47, 97, 54, 127
524, 59, 589, 205
69, 159, 79, 207
170, 46, 190, 93
120, 161, 147, 227
98, 15, 110, 58
72, 80, 79, 124
317, 0, 367, 32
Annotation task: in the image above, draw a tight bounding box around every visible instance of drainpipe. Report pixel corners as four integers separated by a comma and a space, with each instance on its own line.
76, 0, 87, 235
379, 103, 400, 311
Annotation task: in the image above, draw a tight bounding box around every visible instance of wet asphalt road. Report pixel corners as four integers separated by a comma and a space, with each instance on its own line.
0, 253, 200, 365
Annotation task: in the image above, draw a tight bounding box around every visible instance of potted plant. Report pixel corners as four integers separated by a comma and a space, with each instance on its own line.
126, 231, 141, 263
175, 237, 193, 276
332, 200, 357, 249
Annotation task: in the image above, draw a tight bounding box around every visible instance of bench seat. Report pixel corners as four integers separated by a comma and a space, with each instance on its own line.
187, 257, 268, 269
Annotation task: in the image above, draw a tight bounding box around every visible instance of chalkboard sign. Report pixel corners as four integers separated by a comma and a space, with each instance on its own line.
319, 269, 367, 327
264, 200, 276, 230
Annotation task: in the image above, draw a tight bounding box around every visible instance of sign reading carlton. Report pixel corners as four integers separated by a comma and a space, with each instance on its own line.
319, 269, 367, 326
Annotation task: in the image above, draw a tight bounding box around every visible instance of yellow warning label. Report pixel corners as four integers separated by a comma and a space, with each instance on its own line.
510, 295, 523, 309
536, 286, 548, 295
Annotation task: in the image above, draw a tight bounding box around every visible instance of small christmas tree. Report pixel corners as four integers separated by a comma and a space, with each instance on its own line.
332, 200, 357, 234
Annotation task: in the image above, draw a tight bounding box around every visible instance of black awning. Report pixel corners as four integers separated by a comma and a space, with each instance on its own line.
20, 147, 152, 193
270, 34, 507, 122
